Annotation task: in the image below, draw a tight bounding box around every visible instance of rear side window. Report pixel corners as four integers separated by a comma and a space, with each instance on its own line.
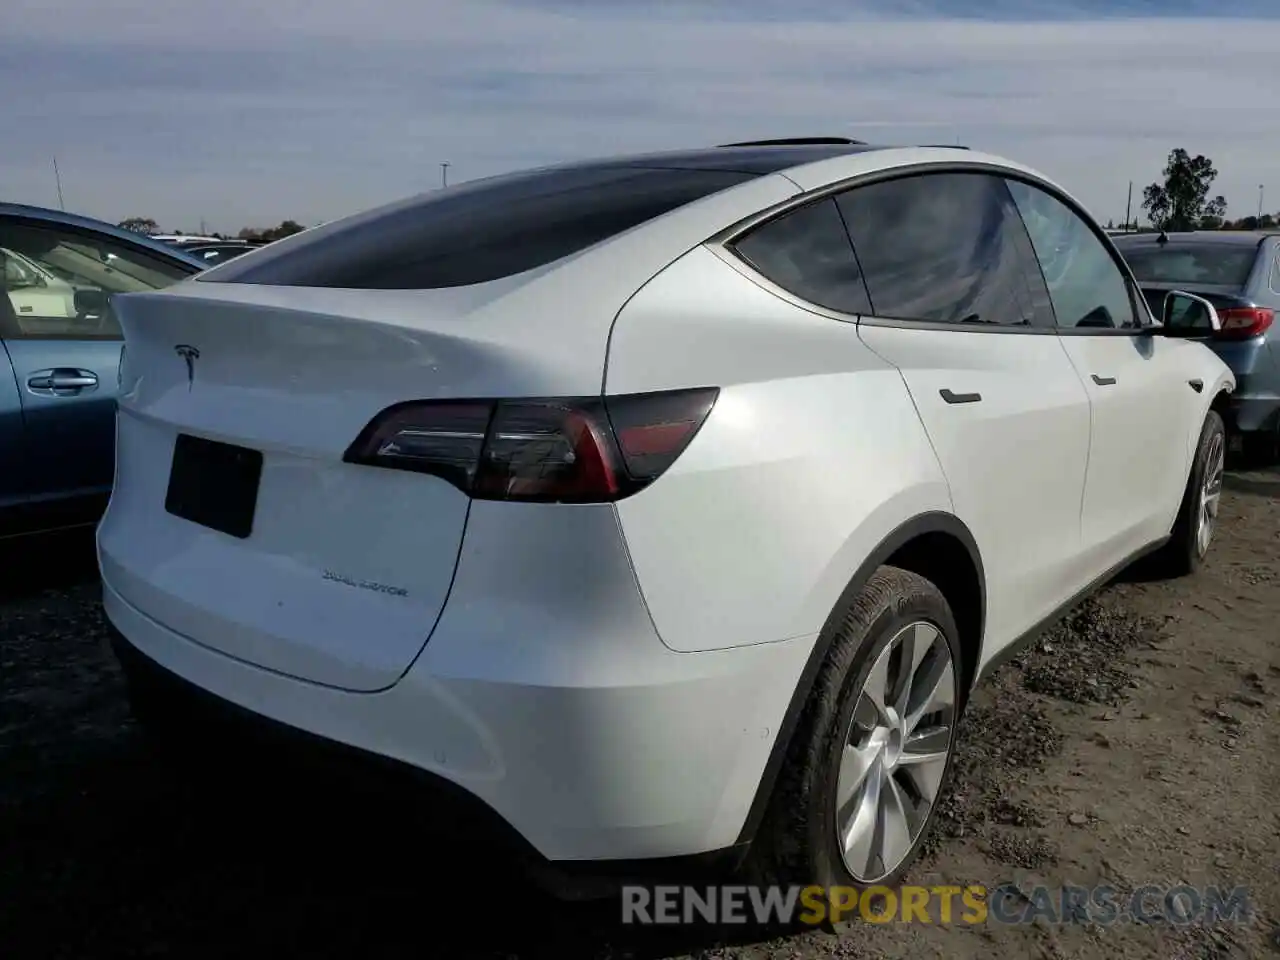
835, 172, 1041, 327
1120, 242, 1259, 287
204, 166, 756, 289
730, 198, 872, 314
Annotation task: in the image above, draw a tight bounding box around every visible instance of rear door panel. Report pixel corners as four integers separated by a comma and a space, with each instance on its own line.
838, 170, 1093, 654
0, 339, 28, 511
0, 213, 198, 514
857, 324, 1092, 651
4, 338, 121, 497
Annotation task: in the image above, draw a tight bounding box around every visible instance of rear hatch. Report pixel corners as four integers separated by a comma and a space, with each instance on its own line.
1137, 282, 1250, 335
1118, 236, 1271, 372
95, 161, 787, 691
99, 282, 602, 692
1135, 282, 1274, 375
1119, 235, 1259, 325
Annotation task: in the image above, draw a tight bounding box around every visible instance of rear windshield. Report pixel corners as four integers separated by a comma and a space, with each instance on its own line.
1120, 242, 1259, 286
203, 165, 756, 289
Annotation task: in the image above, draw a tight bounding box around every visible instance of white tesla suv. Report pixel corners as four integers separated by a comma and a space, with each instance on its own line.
98, 138, 1233, 893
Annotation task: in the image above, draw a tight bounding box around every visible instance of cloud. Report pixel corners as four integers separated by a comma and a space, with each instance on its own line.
2, 0, 1276, 230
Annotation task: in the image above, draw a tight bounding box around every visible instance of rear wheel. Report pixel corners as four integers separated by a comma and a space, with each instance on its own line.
1155, 411, 1225, 576
748, 567, 962, 900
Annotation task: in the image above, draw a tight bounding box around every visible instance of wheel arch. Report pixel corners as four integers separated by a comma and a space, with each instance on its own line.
1197, 377, 1234, 463
735, 510, 985, 847
1208, 383, 1233, 425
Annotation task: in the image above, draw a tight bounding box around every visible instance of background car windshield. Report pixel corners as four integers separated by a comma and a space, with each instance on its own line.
1122, 244, 1258, 286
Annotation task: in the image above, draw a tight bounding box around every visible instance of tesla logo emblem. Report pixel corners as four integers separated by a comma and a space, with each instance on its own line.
174, 344, 200, 389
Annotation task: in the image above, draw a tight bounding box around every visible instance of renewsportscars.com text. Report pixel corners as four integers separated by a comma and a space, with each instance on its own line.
621, 883, 1253, 927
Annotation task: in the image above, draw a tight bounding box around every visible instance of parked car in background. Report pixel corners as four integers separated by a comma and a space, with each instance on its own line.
100, 139, 1233, 898
150, 234, 225, 247
180, 241, 256, 268
1, 203, 206, 539
1113, 231, 1280, 461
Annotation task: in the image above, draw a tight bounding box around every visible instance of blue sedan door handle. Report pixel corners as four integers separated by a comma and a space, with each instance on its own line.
27, 368, 100, 395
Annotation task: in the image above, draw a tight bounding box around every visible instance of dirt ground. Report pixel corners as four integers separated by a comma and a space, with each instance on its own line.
1, 462, 1277, 959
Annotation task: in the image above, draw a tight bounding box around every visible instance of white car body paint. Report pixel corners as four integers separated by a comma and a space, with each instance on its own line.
98, 145, 1234, 864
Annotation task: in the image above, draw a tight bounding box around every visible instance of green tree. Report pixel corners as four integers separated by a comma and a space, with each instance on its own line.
237, 220, 306, 243
261, 219, 305, 242
1141, 149, 1227, 231
118, 217, 159, 234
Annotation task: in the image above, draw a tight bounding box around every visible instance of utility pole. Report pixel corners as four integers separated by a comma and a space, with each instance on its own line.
440, 162, 450, 188
1258, 184, 1265, 222
51, 156, 65, 210
1124, 181, 1133, 233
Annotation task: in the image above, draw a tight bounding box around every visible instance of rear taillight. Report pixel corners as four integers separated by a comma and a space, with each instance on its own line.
1214, 307, 1274, 340
343, 388, 718, 503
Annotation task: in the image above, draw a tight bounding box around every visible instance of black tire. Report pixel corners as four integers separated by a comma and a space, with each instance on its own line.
1154, 410, 1226, 577
745, 566, 964, 905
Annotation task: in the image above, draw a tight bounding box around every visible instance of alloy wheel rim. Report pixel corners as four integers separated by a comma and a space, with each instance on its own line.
834, 621, 957, 883
1197, 432, 1225, 557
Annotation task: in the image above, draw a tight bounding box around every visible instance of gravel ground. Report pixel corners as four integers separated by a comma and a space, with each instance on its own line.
1, 463, 1277, 959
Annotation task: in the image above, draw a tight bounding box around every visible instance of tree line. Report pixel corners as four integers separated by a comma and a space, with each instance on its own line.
116, 218, 307, 243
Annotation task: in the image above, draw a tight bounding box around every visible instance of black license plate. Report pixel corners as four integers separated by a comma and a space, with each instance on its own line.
165, 433, 263, 539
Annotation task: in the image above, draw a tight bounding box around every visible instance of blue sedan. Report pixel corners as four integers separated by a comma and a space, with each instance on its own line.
1, 204, 206, 540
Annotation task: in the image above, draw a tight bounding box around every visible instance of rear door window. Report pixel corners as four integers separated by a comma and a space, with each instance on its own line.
203, 165, 757, 289
729, 198, 872, 314
834, 172, 1043, 327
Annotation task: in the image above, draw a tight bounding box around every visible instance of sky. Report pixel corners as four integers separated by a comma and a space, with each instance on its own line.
3, 0, 1278, 233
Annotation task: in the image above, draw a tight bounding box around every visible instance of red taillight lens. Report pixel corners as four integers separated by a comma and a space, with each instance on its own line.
606, 388, 719, 481
473, 399, 620, 502
1214, 307, 1274, 340
343, 388, 718, 503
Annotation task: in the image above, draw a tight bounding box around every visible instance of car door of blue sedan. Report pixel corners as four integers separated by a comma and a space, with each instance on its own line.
0, 337, 31, 519
3, 335, 122, 505
0, 213, 200, 533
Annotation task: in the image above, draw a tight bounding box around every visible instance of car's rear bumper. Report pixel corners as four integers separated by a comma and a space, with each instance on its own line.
107, 621, 753, 893
101, 574, 812, 869
1223, 374, 1280, 434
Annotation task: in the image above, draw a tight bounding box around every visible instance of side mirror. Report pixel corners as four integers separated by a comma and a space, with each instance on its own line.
1162, 290, 1222, 334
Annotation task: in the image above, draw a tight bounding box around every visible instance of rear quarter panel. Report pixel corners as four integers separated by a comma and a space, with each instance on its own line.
604, 245, 953, 653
